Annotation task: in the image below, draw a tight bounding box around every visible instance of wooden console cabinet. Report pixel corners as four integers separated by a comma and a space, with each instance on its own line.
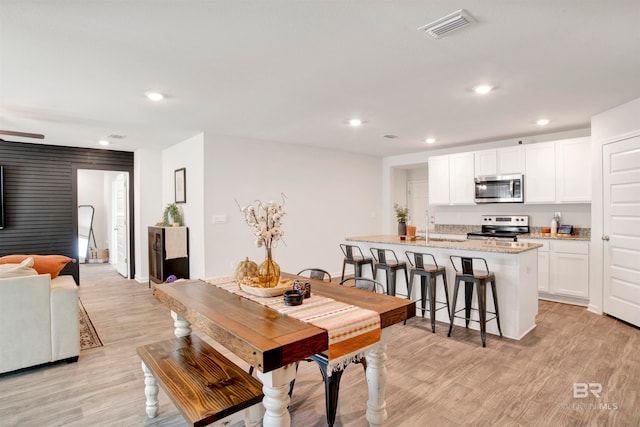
148, 226, 190, 286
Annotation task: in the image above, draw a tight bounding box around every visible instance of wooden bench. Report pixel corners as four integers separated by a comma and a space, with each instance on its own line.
137, 334, 264, 427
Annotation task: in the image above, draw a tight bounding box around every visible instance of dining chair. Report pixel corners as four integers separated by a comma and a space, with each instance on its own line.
296, 268, 332, 282
294, 276, 385, 427
249, 268, 332, 397
339, 277, 386, 293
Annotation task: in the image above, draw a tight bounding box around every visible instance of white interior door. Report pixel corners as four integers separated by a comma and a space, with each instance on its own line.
408, 180, 428, 231
114, 173, 129, 278
603, 135, 640, 327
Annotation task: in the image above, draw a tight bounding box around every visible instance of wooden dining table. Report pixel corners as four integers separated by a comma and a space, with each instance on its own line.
153, 273, 416, 427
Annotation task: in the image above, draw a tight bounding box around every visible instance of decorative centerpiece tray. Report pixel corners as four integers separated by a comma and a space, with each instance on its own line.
239, 278, 293, 297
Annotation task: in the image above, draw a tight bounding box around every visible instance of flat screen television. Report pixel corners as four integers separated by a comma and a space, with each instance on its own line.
0, 166, 4, 229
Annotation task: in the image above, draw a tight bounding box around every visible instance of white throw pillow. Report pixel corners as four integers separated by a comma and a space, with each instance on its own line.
0, 257, 39, 278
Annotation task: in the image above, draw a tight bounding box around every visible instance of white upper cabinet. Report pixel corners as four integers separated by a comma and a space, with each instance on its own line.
449, 152, 475, 204
428, 152, 474, 205
525, 137, 591, 204
428, 154, 450, 205
427, 138, 590, 206
474, 149, 497, 176
525, 142, 556, 203
475, 146, 524, 177
498, 146, 525, 175
555, 137, 591, 203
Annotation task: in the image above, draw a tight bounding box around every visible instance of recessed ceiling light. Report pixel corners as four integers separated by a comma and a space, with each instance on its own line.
536, 118, 550, 126
473, 85, 493, 95
99, 140, 110, 146
426, 137, 436, 144
349, 118, 363, 127
145, 91, 164, 101
383, 134, 398, 139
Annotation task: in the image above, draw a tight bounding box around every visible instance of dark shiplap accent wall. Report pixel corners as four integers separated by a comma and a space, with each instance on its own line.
0, 140, 134, 284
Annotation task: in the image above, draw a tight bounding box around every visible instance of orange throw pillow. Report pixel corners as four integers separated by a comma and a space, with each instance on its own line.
0, 255, 76, 279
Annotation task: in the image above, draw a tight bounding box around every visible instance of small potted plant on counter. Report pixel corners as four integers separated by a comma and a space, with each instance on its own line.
394, 203, 409, 235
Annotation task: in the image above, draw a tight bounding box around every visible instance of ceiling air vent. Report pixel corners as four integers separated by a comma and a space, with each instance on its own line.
417, 9, 475, 39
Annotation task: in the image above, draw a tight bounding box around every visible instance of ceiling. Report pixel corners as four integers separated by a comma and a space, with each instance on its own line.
1, 1, 639, 157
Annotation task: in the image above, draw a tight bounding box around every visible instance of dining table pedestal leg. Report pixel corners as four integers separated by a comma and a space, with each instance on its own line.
365, 328, 391, 426
257, 363, 297, 427
171, 310, 191, 337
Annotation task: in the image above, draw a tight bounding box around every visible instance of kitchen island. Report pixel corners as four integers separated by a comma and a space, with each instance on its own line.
346, 235, 542, 340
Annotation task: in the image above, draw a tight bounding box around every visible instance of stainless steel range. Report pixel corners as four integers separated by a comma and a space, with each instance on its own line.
466, 215, 529, 242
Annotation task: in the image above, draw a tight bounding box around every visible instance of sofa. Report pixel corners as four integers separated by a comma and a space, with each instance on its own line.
0, 256, 80, 374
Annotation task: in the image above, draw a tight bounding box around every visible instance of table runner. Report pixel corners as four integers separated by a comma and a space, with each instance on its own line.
206, 276, 381, 374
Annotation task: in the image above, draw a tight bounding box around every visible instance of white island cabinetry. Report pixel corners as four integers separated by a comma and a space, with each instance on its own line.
346, 235, 541, 340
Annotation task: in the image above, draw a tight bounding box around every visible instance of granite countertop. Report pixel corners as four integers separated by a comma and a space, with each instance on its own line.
346, 235, 543, 254
516, 233, 590, 241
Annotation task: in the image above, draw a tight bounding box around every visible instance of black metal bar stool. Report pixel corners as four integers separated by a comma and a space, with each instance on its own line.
370, 247, 409, 296
340, 244, 374, 281
448, 256, 503, 347
405, 251, 450, 332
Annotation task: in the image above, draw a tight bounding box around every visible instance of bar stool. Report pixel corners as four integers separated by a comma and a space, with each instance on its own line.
370, 247, 409, 296
405, 251, 450, 333
448, 256, 503, 347
340, 244, 374, 281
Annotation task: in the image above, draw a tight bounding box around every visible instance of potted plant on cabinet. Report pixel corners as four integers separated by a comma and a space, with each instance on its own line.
161, 203, 184, 226
394, 203, 409, 235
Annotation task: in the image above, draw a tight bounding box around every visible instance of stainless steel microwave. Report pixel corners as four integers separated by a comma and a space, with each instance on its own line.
474, 174, 524, 203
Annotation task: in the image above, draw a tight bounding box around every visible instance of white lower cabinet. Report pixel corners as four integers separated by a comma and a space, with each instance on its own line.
549, 241, 589, 299
520, 239, 589, 305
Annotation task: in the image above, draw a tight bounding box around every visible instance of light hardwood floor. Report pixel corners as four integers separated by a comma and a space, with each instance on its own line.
0, 264, 638, 426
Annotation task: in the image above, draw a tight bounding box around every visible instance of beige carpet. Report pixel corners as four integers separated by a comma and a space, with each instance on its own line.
78, 299, 102, 350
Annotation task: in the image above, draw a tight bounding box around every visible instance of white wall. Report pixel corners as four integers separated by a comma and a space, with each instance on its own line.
390, 168, 407, 230
134, 148, 162, 282
162, 133, 206, 280
589, 96, 640, 314
202, 133, 382, 279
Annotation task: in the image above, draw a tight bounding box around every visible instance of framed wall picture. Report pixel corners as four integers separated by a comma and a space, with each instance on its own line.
175, 168, 186, 203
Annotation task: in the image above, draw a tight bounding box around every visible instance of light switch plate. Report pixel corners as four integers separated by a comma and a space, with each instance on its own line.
212, 215, 227, 224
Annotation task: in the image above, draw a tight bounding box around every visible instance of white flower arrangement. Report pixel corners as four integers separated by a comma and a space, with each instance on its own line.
237, 194, 287, 249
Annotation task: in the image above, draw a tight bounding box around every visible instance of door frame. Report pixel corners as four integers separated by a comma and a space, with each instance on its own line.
113, 172, 130, 278
590, 129, 640, 315
72, 163, 135, 283
601, 133, 640, 325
